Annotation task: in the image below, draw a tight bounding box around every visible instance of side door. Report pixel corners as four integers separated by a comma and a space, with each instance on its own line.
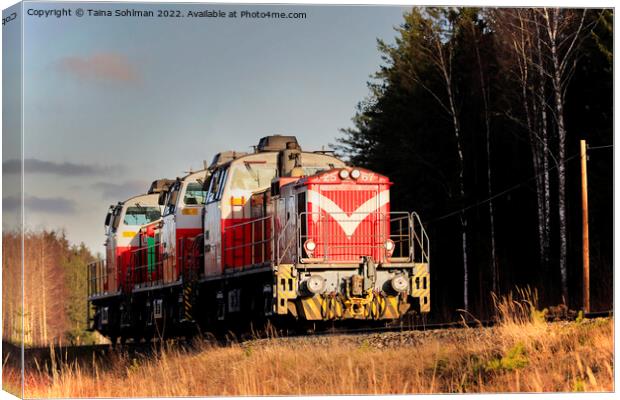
174, 179, 206, 276
161, 180, 181, 282
105, 205, 120, 292
203, 167, 228, 276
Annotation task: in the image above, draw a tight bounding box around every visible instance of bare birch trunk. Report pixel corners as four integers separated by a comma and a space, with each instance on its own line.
535, 21, 552, 270
412, 11, 469, 311
443, 48, 468, 312
545, 8, 570, 303
472, 23, 498, 295
515, 11, 549, 274
447, 89, 467, 311
521, 60, 548, 276
551, 53, 569, 305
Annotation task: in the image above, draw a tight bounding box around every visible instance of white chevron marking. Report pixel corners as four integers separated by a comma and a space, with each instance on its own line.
307, 190, 390, 238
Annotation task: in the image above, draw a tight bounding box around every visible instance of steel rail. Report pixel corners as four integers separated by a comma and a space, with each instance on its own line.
8, 309, 612, 369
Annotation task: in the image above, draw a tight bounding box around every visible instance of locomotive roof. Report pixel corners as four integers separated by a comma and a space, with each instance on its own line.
207, 135, 344, 171
256, 135, 299, 152
177, 168, 210, 181
213, 150, 344, 169
292, 166, 391, 187
148, 178, 174, 194
119, 192, 160, 207
209, 151, 249, 169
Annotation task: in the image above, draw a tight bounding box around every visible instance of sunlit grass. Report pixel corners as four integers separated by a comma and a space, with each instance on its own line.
9, 291, 614, 397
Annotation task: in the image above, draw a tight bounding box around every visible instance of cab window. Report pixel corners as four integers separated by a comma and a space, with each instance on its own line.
164, 182, 181, 216
104, 209, 112, 227
104, 208, 113, 234
111, 205, 123, 231
184, 182, 207, 205
123, 206, 161, 226
300, 153, 345, 176
230, 163, 277, 192
207, 168, 228, 203
302, 166, 332, 176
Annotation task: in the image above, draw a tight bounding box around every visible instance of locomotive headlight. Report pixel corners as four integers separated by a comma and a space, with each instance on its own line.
350, 169, 361, 180
339, 169, 350, 180
305, 275, 326, 295
391, 275, 409, 293
384, 239, 395, 252
304, 239, 317, 252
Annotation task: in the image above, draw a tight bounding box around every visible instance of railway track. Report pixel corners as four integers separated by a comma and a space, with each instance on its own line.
305, 309, 613, 338
4, 310, 612, 371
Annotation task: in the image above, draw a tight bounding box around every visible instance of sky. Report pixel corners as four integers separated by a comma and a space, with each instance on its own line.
3, 1, 409, 254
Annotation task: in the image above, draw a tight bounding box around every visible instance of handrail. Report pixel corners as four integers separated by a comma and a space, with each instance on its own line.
277, 215, 297, 265
223, 216, 273, 268
296, 211, 408, 264
87, 259, 110, 297
223, 215, 271, 230
411, 211, 430, 264
88, 209, 430, 298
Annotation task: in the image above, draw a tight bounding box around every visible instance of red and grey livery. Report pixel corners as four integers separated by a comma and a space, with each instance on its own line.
88, 136, 430, 342
88, 179, 172, 340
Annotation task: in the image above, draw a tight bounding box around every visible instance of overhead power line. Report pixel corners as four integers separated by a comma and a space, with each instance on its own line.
427, 144, 612, 225
588, 144, 613, 150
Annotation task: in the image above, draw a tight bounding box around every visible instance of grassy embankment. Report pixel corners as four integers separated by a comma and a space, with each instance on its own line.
3, 292, 614, 397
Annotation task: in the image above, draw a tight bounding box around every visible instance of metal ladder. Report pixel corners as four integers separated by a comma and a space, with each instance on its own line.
411, 212, 430, 266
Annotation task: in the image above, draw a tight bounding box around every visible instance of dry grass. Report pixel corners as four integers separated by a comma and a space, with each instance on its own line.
5, 292, 614, 397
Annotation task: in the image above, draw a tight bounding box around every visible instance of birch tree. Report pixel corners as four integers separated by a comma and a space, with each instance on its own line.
538, 8, 587, 304
492, 8, 590, 303
491, 9, 552, 279
385, 8, 471, 310
338, 7, 612, 315
465, 10, 499, 295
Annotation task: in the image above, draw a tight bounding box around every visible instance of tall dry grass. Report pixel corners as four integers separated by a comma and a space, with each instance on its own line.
9, 291, 615, 397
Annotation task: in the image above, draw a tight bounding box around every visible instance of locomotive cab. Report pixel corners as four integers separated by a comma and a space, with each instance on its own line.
107, 193, 163, 292
90, 179, 173, 297
273, 166, 430, 320
202, 140, 346, 277
160, 169, 210, 283
201, 135, 430, 322
88, 180, 171, 339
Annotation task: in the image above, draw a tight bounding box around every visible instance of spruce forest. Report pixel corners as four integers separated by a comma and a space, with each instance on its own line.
337, 7, 613, 319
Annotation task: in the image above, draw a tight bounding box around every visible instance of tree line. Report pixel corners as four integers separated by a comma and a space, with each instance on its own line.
2, 231, 99, 346
337, 7, 612, 319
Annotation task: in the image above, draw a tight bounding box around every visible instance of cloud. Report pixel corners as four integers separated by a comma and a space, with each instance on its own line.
3, 158, 122, 176
92, 180, 150, 200
3, 195, 76, 214
58, 52, 140, 83
2, 196, 19, 213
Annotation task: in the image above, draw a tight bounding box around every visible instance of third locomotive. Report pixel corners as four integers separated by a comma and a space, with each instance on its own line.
87, 135, 430, 342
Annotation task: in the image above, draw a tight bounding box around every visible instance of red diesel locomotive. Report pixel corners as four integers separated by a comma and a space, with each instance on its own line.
87, 136, 430, 342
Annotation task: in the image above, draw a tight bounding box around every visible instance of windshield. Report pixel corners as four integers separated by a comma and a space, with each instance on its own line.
300, 153, 345, 176
104, 210, 112, 227
303, 166, 334, 176
184, 182, 207, 205
164, 182, 180, 215
230, 163, 277, 192
112, 205, 123, 230
123, 206, 161, 226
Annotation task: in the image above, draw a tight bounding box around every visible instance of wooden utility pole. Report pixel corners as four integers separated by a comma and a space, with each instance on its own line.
580, 139, 590, 313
